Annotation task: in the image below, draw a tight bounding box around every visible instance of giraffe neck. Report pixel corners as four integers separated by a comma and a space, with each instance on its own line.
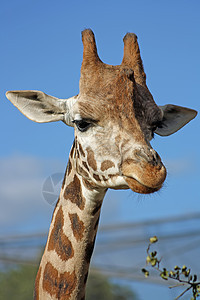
34, 147, 107, 300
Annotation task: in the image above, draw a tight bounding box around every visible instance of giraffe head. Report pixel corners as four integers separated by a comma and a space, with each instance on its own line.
6, 29, 197, 194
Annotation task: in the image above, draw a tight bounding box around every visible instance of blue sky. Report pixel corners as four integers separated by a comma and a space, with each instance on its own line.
1, 1, 200, 299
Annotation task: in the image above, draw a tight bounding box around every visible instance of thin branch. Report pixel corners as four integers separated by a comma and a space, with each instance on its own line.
169, 283, 186, 289
174, 286, 192, 300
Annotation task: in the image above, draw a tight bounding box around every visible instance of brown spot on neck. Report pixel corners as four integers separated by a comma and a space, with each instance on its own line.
43, 262, 58, 297
64, 175, 86, 210
91, 202, 102, 216
48, 207, 74, 261
69, 213, 85, 241
85, 238, 96, 264
86, 147, 97, 171
43, 262, 77, 300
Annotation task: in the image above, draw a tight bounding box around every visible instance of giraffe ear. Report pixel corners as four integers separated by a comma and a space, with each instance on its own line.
6, 90, 77, 126
155, 104, 197, 136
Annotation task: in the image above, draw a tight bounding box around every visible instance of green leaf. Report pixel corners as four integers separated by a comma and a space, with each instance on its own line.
150, 258, 157, 267
141, 268, 149, 278
149, 236, 158, 244
160, 272, 168, 281
146, 255, 151, 264
182, 265, 187, 272
169, 271, 175, 278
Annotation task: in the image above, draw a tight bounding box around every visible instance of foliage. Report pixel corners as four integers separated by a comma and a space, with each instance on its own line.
0, 264, 38, 300
0, 264, 137, 300
86, 271, 137, 300
142, 236, 200, 300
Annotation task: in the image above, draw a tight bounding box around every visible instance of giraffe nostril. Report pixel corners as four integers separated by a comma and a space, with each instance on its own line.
153, 151, 163, 168
134, 148, 162, 167
134, 150, 148, 162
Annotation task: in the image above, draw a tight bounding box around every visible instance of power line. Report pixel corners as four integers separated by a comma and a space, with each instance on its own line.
99, 212, 200, 232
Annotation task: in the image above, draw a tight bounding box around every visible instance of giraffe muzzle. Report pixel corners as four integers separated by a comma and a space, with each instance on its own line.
121, 149, 167, 194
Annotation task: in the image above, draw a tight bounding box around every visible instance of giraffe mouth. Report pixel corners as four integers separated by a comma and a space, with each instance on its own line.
121, 159, 167, 194
124, 176, 163, 194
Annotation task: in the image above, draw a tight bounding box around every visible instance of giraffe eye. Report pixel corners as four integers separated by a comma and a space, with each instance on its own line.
73, 120, 92, 132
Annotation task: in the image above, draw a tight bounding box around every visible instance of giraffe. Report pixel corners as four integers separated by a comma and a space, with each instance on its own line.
6, 29, 197, 300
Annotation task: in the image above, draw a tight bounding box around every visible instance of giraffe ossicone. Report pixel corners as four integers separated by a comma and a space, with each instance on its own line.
6, 29, 197, 299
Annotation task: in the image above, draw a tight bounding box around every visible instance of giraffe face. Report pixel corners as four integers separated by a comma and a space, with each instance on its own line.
71, 66, 166, 194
